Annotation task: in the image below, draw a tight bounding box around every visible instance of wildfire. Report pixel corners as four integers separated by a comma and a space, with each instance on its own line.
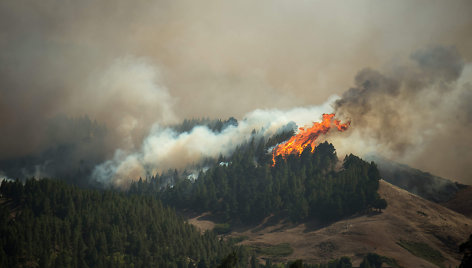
272, 113, 350, 166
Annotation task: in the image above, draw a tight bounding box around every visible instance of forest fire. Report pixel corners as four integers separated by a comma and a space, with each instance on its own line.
272, 113, 350, 165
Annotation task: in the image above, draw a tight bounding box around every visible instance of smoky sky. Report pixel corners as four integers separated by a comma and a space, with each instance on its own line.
332, 46, 472, 183
1, 0, 472, 183
334, 46, 464, 152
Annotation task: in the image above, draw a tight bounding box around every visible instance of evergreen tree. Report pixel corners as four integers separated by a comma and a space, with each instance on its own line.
0, 179, 235, 267
289, 260, 303, 268
360, 253, 382, 268
217, 251, 238, 268
141, 138, 385, 224
460, 234, 472, 268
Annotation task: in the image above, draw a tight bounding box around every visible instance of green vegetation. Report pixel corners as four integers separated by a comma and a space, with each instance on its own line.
170, 117, 238, 134
249, 243, 294, 257
379, 255, 403, 268
133, 137, 386, 224
214, 223, 232, 235
0, 179, 235, 267
460, 234, 472, 268
0, 123, 390, 268
216, 254, 353, 268
227, 235, 249, 244
360, 253, 403, 268
416, 210, 428, 217
284, 257, 352, 268
217, 251, 240, 268
397, 240, 445, 268
217, 252, 398, 268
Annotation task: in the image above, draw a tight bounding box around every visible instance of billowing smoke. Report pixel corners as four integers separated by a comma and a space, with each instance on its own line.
1, 1, 472, 184
82, 57, 178, 149
332, 46, 472, 182
92, 98, 336, 186
95, 46, 472, 186
0, 57, 178, 184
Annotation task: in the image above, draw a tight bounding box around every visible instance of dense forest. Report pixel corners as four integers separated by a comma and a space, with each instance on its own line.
0, 179, 235, 267
0, 118, 390, 267
131, 135, 387, 224
218, 254, 354, 268
169, 117, 239, 134
0, 178, 390, 268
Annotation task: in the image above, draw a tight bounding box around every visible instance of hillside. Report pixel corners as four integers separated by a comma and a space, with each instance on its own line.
442, 186, 472, 218
139, 141, 388, 225
365, 155, 462, 203
364, 155, 472, 220
0, 179, 234, 267
188, 180, 472, 267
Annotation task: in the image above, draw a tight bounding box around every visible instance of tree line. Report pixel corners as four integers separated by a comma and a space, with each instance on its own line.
0, 178, 235, 267
132, 135, 387, 224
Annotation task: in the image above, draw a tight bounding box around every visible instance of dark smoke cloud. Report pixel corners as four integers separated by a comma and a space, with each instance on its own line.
0, 1, 472, 183
411, 46, 464, 84
333, 46, 472, 182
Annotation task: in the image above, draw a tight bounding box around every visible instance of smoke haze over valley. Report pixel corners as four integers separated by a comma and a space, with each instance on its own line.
4, 2, 472, 267
1, 0, 472, 185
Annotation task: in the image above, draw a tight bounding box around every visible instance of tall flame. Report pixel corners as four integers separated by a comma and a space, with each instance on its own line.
272, 113, 350, 166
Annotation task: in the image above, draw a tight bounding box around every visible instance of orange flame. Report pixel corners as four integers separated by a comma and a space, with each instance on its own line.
272, 113, 350, 166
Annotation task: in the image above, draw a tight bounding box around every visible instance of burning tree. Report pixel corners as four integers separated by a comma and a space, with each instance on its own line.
272, 113, 349, 166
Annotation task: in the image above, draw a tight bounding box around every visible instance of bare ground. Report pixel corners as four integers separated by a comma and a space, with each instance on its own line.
186, 212, 216, 233
186, 180, 472, 267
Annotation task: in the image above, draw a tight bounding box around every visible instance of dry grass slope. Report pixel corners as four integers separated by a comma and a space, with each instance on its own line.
187, 180, 472, 267
443, 186, 472, 218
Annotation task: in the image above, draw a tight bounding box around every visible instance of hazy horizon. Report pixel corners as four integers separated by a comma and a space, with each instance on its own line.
1, 0, 471, 184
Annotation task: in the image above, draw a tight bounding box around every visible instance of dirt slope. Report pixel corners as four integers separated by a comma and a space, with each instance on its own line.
187, 180, 472, 267
442, 185, 472, 218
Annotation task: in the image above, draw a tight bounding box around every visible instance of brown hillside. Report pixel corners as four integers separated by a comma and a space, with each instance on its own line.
442, 185, 472, 218
187, 180, 472, 267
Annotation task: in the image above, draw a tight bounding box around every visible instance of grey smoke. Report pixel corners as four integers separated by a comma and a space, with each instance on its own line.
92, 99, 336, 186
411, 46, 464, 84
1, 1, 472, 184
332, 46, 472, 182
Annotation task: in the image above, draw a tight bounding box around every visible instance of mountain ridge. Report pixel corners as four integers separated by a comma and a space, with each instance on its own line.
365, 155, 463, 203
188, 180, 472, 267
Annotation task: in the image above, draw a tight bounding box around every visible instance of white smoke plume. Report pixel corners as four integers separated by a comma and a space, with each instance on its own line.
93, 46, 472, 187
82, 57, 178, 150
92, 97, 338, 186
2, 0, 472, 184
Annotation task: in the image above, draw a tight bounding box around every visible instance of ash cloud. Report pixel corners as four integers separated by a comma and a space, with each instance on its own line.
411, 46, 464, 84
0, 1, 472, 183
332, 46, 472, 182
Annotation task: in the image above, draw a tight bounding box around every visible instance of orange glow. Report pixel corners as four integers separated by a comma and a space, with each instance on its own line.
272, 114, 349, 166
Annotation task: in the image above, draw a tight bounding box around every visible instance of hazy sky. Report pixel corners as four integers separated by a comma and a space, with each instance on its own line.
1, 0, 471, 183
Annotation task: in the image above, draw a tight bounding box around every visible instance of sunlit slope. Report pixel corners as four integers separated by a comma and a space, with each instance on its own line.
189, 180, 472, 267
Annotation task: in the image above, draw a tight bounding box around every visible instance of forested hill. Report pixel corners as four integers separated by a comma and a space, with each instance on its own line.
169, 117, 239, 134
132, 139, 387, 224
0, 179, 234, 267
